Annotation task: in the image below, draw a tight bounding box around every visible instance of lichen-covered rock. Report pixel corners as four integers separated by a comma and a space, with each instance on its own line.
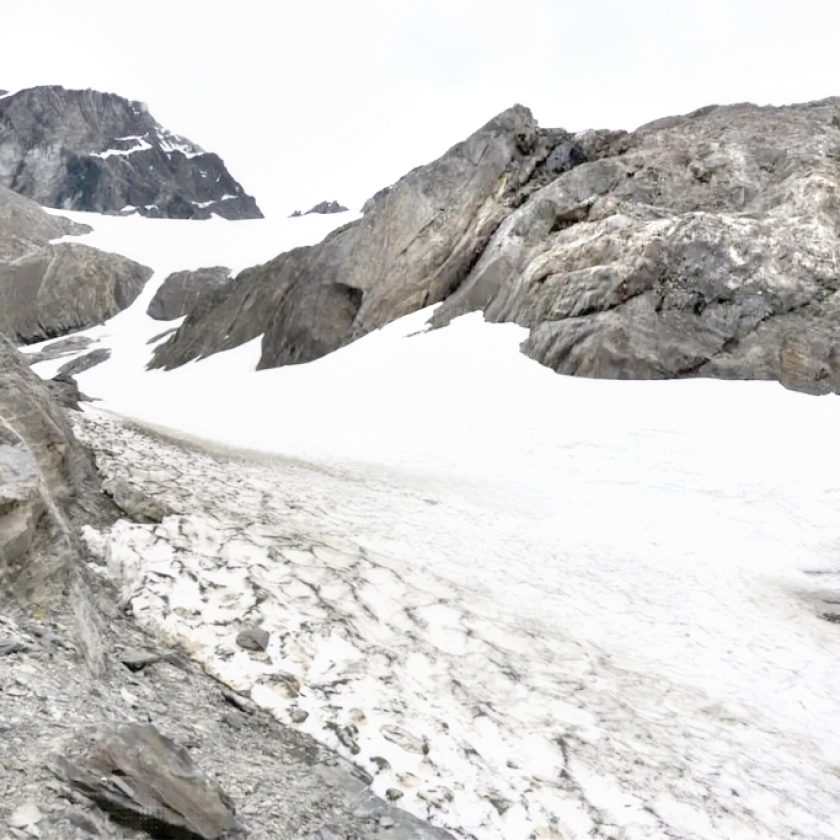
0, 86, 262, 219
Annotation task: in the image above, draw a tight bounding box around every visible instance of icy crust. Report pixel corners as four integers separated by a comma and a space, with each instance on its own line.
75, 398, 840, 840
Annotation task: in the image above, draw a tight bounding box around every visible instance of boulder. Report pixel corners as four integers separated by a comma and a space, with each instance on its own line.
147, 266, 232, 321
55, 723, 240, 840
0, 243, 152, 344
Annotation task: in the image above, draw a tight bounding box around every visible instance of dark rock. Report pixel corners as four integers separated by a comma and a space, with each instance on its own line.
0, 243, 152, 344
46, 374, 91, 411
147, 266, 232, 321
0, 86, 262, 219
221, 690, 256, 715
0, 183, 89, 262
55, 723, 240, 840
235, 626, 269, 651
304, 200, 349, 215
57, 349, 111, 378
102, 476, 173, 524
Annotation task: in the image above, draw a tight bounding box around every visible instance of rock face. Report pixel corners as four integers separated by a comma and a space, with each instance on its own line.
153, 97, 840, 394
0, 242, 152, 344
147, 266, 232, 321
0, 182, 90, 261
0, 185, 153, 344
0, 86, 262, 219
0, 335, 102, 597
431, 99, 840, 394
152, 105, 579, 369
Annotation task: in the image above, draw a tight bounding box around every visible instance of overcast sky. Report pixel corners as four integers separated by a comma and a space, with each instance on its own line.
6, 1, 840, 217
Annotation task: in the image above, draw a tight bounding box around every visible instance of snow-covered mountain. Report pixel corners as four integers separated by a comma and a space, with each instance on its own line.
0, 86, 262, 219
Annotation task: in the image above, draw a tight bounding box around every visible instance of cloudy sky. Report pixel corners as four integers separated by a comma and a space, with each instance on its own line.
6, 1, 840, 216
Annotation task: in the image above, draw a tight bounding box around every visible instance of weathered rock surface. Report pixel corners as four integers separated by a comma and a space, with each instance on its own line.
0, 242, 152, 344
0, 182, 90, 261
0, 86, 262, 219
154, 97, 840, 394
147, 266, 232, 321
55, 724, 240, 839
152, 105, 581, 369
431, 98, 840, 394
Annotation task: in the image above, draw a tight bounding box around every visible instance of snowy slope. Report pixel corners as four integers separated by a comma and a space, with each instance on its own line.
23, 212, 840, 839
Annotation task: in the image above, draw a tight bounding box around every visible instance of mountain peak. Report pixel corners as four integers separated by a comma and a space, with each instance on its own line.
0, 85, 262, 219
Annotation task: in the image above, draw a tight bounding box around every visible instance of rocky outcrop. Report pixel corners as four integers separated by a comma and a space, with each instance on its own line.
152, 105, 583, 369
0, 86, 262, 219
0, 242, 152, 344
0, 182, 89, 261
291, 200, 349, 217
154, 97, 840, 394
430, 99, 840, 394
147, 266, 232, 321
0, 336, 104, 599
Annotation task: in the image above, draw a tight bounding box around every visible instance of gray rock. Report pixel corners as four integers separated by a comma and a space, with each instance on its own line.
302, 200, 349, 215
24, 335, 94, 366
157, 96, 840, 395
152, 105, 580, 369
0, 243, 152, 344
0, 183, 89, 262
236, 626, 269, 651
102, 476, 173, 524
46, 374, 91, 411
0, 638, 28, 655
118, 648, 161, 672
147, 266, 232, 321
55, 723, 240, 840
0, 86, 262, 219
432, 98, 840, 394
57, 349, 111, 378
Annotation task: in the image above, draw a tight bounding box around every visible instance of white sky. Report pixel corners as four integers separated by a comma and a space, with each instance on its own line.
6, 1, 840, 217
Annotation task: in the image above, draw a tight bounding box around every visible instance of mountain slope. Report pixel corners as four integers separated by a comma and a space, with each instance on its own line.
0, 86, 262, 219
152, 97, 840, 394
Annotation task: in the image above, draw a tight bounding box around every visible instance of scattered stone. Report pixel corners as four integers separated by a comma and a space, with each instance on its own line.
9, 801, 43, 828
385, 788, 403, 802
379, 816, 396, 829
221, 689, 256, 715
290, 708, 309, 724
235, 626, 269, 652
54, 723, 240, 840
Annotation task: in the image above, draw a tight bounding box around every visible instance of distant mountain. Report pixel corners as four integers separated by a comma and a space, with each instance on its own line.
0, 86, 262, 220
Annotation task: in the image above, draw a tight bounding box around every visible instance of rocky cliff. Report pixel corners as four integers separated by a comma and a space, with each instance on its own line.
152, 97, 840, 395
0, 86, 262, 219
